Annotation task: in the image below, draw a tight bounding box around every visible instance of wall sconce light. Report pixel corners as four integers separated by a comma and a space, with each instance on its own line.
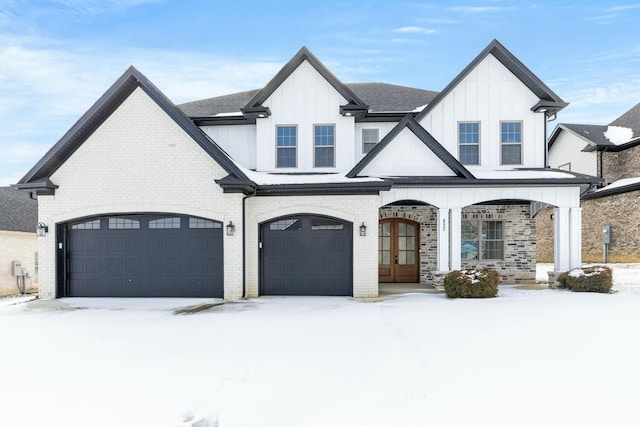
36, 222, 49, 237
359, 222, 367, 237
226, 221, 235, 236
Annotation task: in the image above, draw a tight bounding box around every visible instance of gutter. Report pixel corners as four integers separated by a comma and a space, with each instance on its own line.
241, 188, 257, 298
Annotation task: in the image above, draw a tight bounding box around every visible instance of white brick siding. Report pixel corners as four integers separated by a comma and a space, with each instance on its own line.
38, 87, 244, 299
245, 195, 380, 298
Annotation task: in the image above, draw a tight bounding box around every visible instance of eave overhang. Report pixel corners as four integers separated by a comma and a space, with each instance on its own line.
13, 178, 59, 196
531, 100, 569, 115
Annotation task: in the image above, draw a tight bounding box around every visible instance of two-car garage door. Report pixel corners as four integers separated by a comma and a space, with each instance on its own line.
63, 214, 223, 297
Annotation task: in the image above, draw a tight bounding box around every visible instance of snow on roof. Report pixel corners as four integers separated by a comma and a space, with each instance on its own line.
604, 125, 634, 145
236, 164, 382, 185
594, 176, 640, 192
469, 168, 576, 180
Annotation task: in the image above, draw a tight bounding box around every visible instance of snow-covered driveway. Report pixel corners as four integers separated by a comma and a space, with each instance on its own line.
1, 273, 640, 427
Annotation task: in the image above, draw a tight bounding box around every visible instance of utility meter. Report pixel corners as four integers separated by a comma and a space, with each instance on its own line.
11, 260, 23, 276
602, 225, 612, 245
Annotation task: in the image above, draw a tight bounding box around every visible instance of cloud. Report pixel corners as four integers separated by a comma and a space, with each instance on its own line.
447, 6, 507, 13
392, 26, 437, 35
606, 4, 640, 12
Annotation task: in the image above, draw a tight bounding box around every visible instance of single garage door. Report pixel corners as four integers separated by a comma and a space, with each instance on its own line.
64, 214, 223, 297
260, 215, 353, 296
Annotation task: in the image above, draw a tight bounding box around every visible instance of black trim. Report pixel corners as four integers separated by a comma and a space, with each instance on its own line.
14, 178, 59, 196
18, 66, 251, 186
244, 47, 367, 111
582, 181, 640, 200
347, 114, 474, 179
415, 39, 567, 122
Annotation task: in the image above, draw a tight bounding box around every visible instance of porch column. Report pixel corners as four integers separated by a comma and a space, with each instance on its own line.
449, 208, 462, 271
569, 207, 582, 270
553, 207, 570, 271
437, 208, 450, 271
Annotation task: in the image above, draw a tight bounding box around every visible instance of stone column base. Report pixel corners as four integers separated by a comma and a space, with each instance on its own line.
547, 271, 567, 289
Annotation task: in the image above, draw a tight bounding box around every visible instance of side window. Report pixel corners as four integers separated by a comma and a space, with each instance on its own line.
362, 129, 379, 154
314, 124, 335, 167
458, 122, 480, 165
461, 220, 504, 260
501, 122, 522, 165
276, 125, 297, 168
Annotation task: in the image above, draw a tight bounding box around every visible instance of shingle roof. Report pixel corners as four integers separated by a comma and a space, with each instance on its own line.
0, 187, 37, 233
178, 83, 438, 117
609, 102, 640, 139
562, 123, 611, 147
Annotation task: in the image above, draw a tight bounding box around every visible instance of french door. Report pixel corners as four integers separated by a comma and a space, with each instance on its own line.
378, 218, 420, 283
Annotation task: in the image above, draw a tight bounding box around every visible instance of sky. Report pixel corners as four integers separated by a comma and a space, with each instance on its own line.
0, 0, 639, 186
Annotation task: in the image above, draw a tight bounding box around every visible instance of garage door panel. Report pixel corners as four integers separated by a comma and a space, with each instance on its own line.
65, 214, 223, 297
261, 215, 352, 296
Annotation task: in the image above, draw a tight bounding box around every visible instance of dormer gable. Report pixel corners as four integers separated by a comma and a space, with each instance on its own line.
347, 115, 474, 178
242, 46, 368, 119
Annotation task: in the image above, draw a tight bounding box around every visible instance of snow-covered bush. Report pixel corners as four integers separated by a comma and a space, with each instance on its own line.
444, 269, 499, 298
558, 265, 612, 293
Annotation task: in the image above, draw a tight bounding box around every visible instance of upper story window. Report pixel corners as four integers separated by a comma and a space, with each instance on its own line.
458, 122, 480, 165
276, 125, 297, 168
362, 129, 379, 154
314, 124, 335, 167
501, 121, 522, 165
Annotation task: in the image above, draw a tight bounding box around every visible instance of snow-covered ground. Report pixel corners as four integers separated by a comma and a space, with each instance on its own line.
1, 264, 640, 427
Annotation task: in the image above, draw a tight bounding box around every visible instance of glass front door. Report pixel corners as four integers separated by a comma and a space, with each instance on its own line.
378, 218, 419, 283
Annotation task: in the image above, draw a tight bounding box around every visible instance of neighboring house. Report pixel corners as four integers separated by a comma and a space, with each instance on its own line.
0, 187, 38, 296
540, 103, 640, 262
17, 40, 596, 300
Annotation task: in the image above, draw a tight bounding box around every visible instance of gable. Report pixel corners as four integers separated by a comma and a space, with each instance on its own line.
18, 67, 250, 194
263, 60, 349, 113
348, 115, 473, 178
358, 127, 457, 177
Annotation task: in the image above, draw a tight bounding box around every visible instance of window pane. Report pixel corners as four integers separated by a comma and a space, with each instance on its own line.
71, 219, 101, 230
108, 218, 140, 229
459, 123, 479, 143
277, 126, 296, 168
269, 218, 301, 231
149, 217, 181, 229
315, 147, 334, 167
311, 218, 344, 230
189, 218, 221, 228
363, 129, 379, 153
277, 148, 296, 168
501, 122, 521, 143
460, 145, 479, 165
407, 251, 415, 265
483, 240, 504, 259
461, 220, 479, 260
398, 251, 406, 264
502, 144, 521, 165
314, 125, 335, 167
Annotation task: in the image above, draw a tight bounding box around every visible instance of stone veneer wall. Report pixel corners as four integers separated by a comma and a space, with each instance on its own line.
537, 191, 640, 263
535, 206, 554, 262
380, 203, 536, 285
600, 144, 640, 185
461, 204, 536, 284
581, 191, 640, 262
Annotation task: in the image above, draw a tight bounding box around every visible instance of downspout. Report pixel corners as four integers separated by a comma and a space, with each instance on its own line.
544, 111, 549, 167
242, 187, 257, 298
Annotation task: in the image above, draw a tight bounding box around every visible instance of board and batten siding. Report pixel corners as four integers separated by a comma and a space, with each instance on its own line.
548, 131, 598, 176
420, 54, 545, 168
201, 124, 257, 170
358, 128, 456, 177
255, 60, 355, 172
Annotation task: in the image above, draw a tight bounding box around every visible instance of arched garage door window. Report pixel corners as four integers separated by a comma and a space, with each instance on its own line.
62, 214, 223, 297
260, 215, 353, 296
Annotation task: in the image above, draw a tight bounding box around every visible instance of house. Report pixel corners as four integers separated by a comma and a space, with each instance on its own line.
540, 102, 640, 262
16, 39, 597, 299
0, 187, 38, 296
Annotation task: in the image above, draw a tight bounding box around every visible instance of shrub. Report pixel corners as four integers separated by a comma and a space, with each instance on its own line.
444, 269, 500, 298
563, 266, 613, 293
